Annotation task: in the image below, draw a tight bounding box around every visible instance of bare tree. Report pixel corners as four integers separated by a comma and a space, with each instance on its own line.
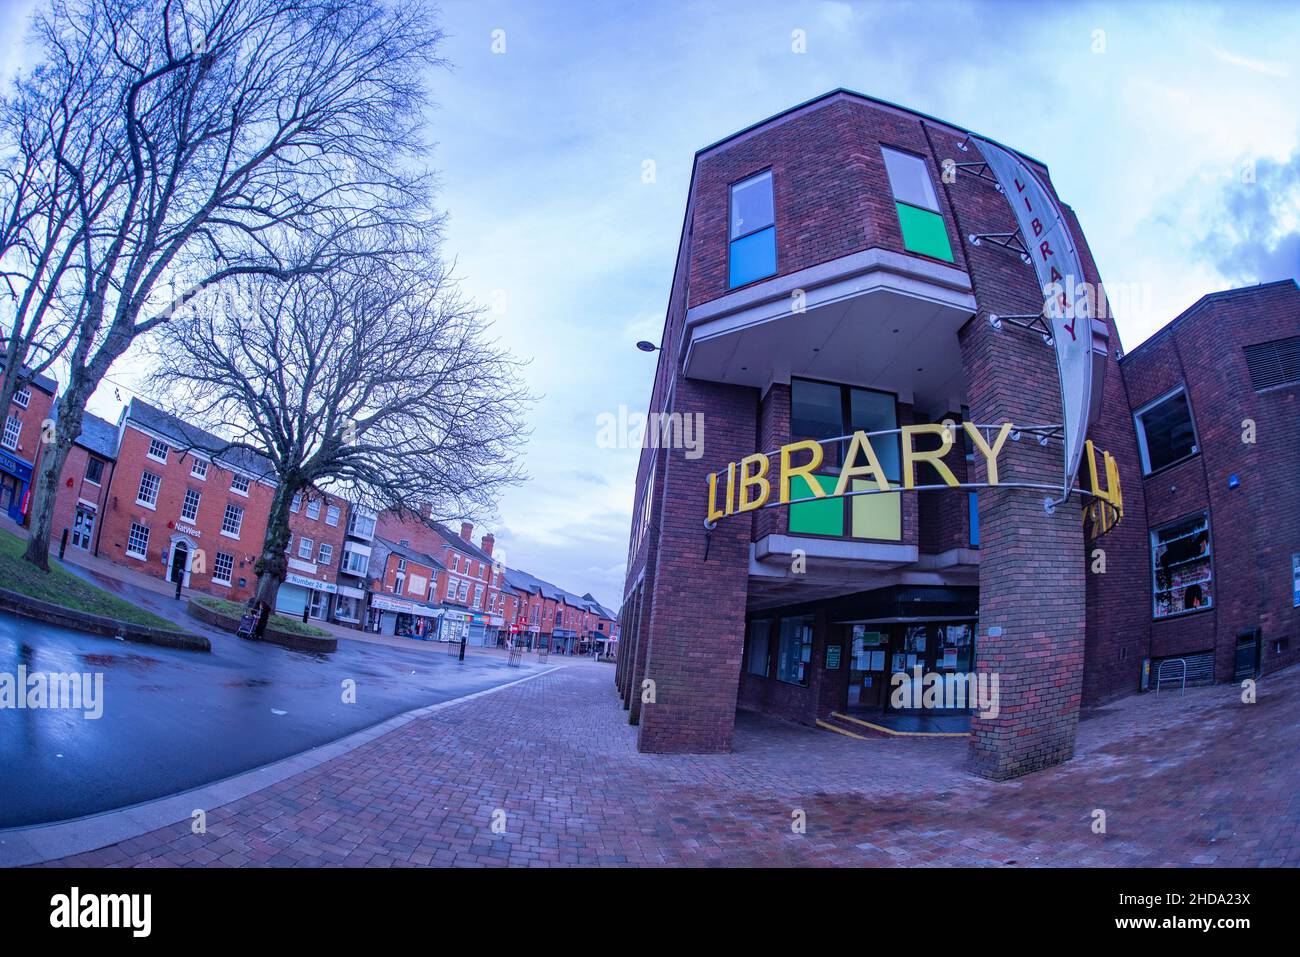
0, 12, 120, 414
150, 250, 531, 610
10, 0, 441, 570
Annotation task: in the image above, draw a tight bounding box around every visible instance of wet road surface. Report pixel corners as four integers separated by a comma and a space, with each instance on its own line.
0, 603, 543, 828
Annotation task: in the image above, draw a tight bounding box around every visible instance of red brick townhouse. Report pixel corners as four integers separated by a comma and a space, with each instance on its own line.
1115, 280, 1300, 694
50, 411, 119, 556
365, 536, 446, 638
281, 488, 350, 621
617, 87, 1181, 778
372, 515, 505, 644
0, 367, 57, 525
97, 398, 276, 604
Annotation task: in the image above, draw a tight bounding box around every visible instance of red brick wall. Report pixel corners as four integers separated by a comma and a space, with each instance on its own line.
285, 492, 347, 592
1120, 280, 1300, 681
50, 443, 114, 553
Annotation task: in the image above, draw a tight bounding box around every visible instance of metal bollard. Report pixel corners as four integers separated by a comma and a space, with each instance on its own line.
458, 636, 467, 662
59, 528, 69, 561
174, 574, 183, 600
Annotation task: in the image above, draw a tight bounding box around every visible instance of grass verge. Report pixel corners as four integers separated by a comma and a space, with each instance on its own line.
191, 593, 333, 638
0, 526, 182, 631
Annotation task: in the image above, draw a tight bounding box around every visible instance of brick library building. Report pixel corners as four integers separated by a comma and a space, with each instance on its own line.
614, 89, 1300, 779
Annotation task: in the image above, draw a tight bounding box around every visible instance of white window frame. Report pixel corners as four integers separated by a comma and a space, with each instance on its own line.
1133, 386, 1200, 476
290, 492, 301, 513
306, 498, 321, 520
136, 470, 161, 509
2, 414, 20, 450
221, 503, 244, 538
84, 458, 105, 486
325, 504, 340, 526
126, 522, 150, 560
12, 386, 30, 409
181, 488, 201, 522
318, 543, 334, 566
190, 458, 208, 480
212, 551, 235, 586
298, 537, 314, 560
147, 438, 169, 463
342, 545, 370, 576
230, 474, 250, 496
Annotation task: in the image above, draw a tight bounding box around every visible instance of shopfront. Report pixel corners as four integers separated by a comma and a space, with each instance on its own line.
0, 448, 33, 524
368, 593, 441, 638
277, 572, 337, 620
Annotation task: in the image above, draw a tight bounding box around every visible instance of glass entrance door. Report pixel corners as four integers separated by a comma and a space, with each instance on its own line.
846, 626, 887, 710
885, 622, 977, 712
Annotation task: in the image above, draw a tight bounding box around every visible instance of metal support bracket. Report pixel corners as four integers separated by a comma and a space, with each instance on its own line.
968, 229, 1032, 265
987, 311, 1054, 346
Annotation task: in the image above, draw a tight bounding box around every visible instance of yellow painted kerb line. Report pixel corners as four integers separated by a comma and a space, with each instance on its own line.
830, 711, 968, 738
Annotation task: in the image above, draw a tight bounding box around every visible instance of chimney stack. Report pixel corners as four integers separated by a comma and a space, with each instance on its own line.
481, 533, 494, 556
459, 521, 473, 542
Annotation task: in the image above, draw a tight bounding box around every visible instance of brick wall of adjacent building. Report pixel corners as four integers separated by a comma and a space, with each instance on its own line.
50, 442, 115, 555
1120, 279, 1300, 683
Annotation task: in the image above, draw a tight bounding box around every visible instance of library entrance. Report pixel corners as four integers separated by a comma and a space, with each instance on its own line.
845, 621, 977, 714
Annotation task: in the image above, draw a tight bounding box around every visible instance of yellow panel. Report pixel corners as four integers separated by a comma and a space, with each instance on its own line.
851, 480, 901, 540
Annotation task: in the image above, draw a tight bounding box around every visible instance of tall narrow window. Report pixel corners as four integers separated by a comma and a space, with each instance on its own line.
776, 615, 814, 686
881, 147, 953, 262
728, 170, 776, 288
1152, 512, 1213, 618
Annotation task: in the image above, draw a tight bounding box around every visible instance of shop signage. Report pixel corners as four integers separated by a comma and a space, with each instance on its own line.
370, 594, 413, 613
285, 572, 337, 594
971, 137, 1109, 500
825, 644, 842, 669
705, 422, 1123, 539
174, 522, 202, 538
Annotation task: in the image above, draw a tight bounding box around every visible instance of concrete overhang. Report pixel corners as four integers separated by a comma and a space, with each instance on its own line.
681, 248, 977, 408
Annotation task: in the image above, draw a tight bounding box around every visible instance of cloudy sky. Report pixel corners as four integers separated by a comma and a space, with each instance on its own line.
2, 0, 1297, 608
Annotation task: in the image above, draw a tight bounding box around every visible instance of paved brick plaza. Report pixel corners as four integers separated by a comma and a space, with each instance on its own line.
45, 661, 1299, 867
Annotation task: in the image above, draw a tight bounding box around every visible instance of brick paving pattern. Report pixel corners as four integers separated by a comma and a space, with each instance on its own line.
46, 661, 1300, 867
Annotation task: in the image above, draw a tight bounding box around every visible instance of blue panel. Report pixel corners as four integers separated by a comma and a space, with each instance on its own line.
969, 492, 980, 547
728, 226, 776, 287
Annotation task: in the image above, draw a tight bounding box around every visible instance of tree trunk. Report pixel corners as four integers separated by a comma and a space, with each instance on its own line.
22, 388, 88, 571
251, 482, 298, 611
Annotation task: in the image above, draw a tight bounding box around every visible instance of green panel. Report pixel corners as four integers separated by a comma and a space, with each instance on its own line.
895, 202, 954, 262
788, 473, 843, 536
851, 480, 901, 540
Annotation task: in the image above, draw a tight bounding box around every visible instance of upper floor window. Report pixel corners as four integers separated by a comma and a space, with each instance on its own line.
881, 147, 953, 263
85, 457, 105, 485
136, 470, 161, 508
290, 492, 301, 513
1134, 387, 1198, 475
191, 459, 208, 480
230, 474, 250, 496
306, 498, 321, 520
347, 510, 375, 539
788, 379, 901, 541
147, 438, 169, 463
325, 504, 341, 526
221, 503, 244, 538
12, 386, 30, 409
2, 414, 21, 450
728, 170, 776, 288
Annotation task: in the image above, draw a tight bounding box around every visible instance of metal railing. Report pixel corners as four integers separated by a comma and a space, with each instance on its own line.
1155, 657, 1187, 696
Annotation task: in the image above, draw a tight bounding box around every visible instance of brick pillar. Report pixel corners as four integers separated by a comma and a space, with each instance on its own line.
960, 311, 1087, 780
637, 379, 756, 753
